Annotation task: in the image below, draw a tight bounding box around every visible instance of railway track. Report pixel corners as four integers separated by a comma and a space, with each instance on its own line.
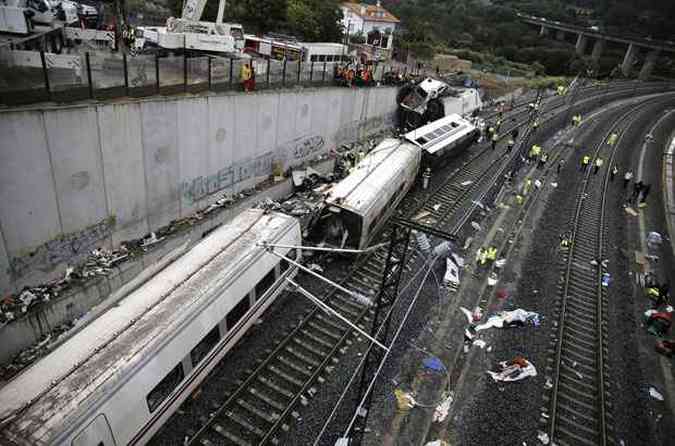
163, 81, 672, 446
186, 243, 406, 446
545, 96, 674, 446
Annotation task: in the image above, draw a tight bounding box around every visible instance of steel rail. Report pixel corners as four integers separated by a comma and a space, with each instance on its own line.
548, 95, 675, 446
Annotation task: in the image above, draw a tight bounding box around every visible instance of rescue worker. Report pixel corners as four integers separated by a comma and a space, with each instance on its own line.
529, 144, 541, 163
515, 193, 524, 205
581, 154, 591, 172
496, 118, 502, 133
539, 151, 548, 169
610, 165, 619, 181
572, 114, 582, 127
607, 132, 619, 146
491, 132, 499, 150
641, 183, 651, 203
523, 178, 532, 196
560, 232, 571, 249
476, 247, 488, 269
532, 119, 540, 132
506, 137, 515, 153
557, 159, 565, 174
593, 157, 604, 175
241, 62, 252, 92
623, 170, 633, 189
486, 246, 498, 264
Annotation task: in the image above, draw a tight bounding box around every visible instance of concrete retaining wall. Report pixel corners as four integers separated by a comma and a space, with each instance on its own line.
0, 86, 398, 295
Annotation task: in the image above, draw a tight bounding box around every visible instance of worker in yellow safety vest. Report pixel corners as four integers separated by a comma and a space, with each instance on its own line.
607, 132, 619, 146
486, 246, 497, 263
581, 154, 591, 171
572, 114, 582, 127
523, 178, 532, 196
515, 194, 524, 205
527, 144, 539, 163
593, 157, 604, 175
476, 247, 488, 268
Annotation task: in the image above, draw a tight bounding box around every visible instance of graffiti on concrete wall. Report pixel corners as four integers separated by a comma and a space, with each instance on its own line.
279, 135, 325, 161
182, 151, 274, 204
9, 217, 115, 279
335, 112, 396, 145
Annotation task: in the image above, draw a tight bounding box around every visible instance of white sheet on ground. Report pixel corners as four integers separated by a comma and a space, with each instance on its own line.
487, 360, 537, 382
476, 309, 540, 331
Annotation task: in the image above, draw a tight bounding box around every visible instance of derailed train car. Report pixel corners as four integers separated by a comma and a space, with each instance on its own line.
320, 114, 478, 250
398, 77, 482, 132
0, 209, 300, 446
320, 138, 421, 250
404, 113, 480, 162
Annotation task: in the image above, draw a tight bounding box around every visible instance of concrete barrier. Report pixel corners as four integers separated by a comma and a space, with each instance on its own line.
0, 158, 340, 364
0, 86, 398, 295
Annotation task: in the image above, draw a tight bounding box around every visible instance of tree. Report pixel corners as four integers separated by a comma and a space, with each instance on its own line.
284, 0, 342, 41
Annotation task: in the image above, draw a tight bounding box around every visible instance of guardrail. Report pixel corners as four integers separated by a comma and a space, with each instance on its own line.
0, 52, 417, 107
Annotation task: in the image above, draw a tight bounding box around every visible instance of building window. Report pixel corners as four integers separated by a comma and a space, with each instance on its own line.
255, 269, 277, 301
190, 325, 221, 367
146, 363, 184, 413
226, 296, 250, 328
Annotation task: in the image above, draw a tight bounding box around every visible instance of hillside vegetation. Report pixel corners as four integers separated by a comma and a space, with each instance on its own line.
383, 0, 675, 77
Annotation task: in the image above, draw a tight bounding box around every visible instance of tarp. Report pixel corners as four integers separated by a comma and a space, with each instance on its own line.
476, 309, 540, 331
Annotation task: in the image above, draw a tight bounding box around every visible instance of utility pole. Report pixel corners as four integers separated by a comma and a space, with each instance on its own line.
216, 0, 226, 24
345, 225, 411, 445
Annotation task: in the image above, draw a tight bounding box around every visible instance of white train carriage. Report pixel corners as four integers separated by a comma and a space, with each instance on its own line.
321, 138, 421, 250
0, 209, 301, 446
405, 113, 479, 161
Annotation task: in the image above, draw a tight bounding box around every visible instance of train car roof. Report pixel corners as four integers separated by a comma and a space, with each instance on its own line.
404, 114, 477, 156
325, 138, 420, 215
0, 209, 298, 444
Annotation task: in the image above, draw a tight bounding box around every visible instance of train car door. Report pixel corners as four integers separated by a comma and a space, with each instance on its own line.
71, 414, 117, 446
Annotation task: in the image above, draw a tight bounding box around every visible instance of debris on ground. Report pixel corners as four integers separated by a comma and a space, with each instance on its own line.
0, 321, 73, 380
649, 386, 664, 401
432, 394, 454, 423
422, 356, 446, 373
424, 441, 449, 446
655, 339, 675, 356
601, 272, 612, 287
644, 309, 672, 337
476, 309, 540, 331
487, 272, 499, 286
624, 207, 639, 216
395, 389, 417, 411
473, 339, 487, 349
646, 231, 663, 249
460, 180, 474, 186
444, 257, 461, 285
487, 356, 537, 382
537, 431, 550, 445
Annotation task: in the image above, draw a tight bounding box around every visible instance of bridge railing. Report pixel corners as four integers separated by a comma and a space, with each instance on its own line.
0, 51, 419, 107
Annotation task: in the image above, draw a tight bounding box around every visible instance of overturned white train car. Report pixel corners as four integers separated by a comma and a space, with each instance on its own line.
0, 209, 300, 446
320, 138, 421, 250
404, 113, 480, 161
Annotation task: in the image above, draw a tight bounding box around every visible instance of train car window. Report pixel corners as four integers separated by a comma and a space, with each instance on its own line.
311, 55, 317, 62
146, 364, 185, 413
190, 325, 221, 367
226, 297, 250, 328
255, 268, 277, 301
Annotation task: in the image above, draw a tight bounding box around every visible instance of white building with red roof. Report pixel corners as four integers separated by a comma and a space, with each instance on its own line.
341, 1, 400, 51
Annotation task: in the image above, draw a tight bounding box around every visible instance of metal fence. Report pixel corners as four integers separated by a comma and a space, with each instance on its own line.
0, 52, 418, 106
